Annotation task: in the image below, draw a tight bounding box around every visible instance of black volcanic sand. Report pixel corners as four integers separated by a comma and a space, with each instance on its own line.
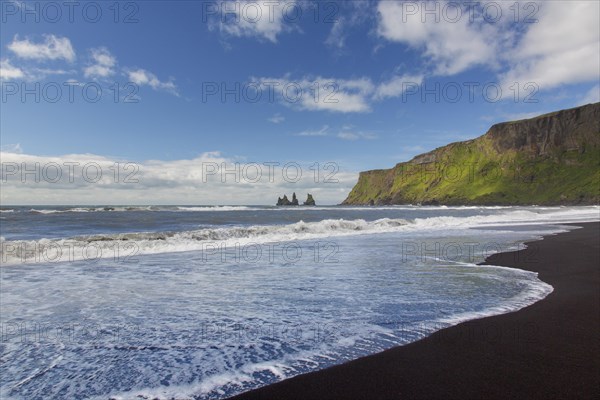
230, 223, 599, 400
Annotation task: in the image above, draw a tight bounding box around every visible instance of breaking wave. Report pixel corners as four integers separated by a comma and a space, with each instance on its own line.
0, 218, 409, 265
2, 207, 598, 266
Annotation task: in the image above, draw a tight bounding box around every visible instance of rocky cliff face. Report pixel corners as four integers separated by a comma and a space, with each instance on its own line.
343, 103, 600, 206
485, 103, 599, 155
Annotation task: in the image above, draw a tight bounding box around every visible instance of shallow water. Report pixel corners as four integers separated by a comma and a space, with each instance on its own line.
1, 206, 598, 399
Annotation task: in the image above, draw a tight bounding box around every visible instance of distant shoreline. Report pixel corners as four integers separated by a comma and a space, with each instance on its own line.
230, 222, 600, 399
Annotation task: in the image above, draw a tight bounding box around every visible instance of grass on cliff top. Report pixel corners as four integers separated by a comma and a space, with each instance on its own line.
345, 142, 599, 205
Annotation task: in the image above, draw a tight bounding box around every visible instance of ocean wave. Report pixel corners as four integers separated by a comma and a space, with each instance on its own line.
0, 218, 410, 265
28, 206, 158, 214
15, 205, 600, 215
100, 261, 555, 400
177, 206, 252, 211
411, 208, 599, 229
3, 207, 598, 265
435, 266, 554, 326
26, 206, 256, 214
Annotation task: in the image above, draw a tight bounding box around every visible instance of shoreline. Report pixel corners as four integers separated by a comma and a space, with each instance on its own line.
230, 222, 600, 400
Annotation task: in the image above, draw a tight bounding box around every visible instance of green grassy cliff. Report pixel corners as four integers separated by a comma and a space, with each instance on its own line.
343, 103, 600, 205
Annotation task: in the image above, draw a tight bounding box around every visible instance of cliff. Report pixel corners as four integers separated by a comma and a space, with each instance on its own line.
342, 103, 600, 205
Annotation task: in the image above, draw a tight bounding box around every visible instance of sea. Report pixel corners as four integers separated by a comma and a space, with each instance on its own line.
1, 205, 598, 399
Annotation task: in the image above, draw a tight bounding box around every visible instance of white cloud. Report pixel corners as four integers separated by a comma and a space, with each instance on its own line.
0, 151, 358, 205
0, 59, 75, 81
294, 125, 376, 141
295, 125, 329, 136
29, 68, 73, 75
211, 0, 296, 43
3, 40, 179, 98
301, 77, 374, 113
374, 74, 424, 100
325, 1, 372, 50
500, 1, 600, 91
268, 113, 285, 123
84, 47, 116, 79
257, 73, 425, 113
325, 18, 347, 49
126, 68, 178, 95
336, 132, 360, 141
337, 131, 377, 141
377, 1, 498, 75
376, 1, 599, 95
0, 59, 24, 79
7, 34, 76, 62
256, 76, 374, 113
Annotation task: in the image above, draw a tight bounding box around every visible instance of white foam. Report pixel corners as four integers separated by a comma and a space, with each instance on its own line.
177, 206, 251, 211
3, 206, 597, 399
436, 266, 554, 325
28, 206, 156, 214
2, 207, 598, 266
0, 218, 410, 265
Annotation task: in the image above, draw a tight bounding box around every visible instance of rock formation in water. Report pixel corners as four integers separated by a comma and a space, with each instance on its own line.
303, 194, 316, 206
277, 195, 291, 206
276, 193, 316, 206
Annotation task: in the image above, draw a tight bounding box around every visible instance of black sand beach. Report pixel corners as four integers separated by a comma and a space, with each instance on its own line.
231, 222, 600, 400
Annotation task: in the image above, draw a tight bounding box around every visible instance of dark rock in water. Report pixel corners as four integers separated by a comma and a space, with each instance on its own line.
277, 195, 292, 206
276, 193, 315, 206
303, 193, 316, 206
103, 207, 115, 211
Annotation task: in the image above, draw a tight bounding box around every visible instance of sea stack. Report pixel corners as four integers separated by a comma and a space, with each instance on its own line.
303, 194, 316, 206
276, 195, 291, 206
276, 193, 316, 206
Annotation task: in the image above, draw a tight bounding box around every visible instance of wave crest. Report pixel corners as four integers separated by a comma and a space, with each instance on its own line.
0, 218, 409, 265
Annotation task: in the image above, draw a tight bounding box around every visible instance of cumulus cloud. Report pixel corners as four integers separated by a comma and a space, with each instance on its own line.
84, 47, 117, 79
0, 59, 24, 79
209, 0, 297, 43
374, 74, 424, 100
255, 75, 374, 113
257, 73, 424, 113
7, 34, 76, 62
499, 1, 600, 91
0, 58, 75, 81
377, 1, 498, 75
2, 38, 179, 98
376, 0, 599, 95
0, 151, 358, 205
125, 68, 178, 95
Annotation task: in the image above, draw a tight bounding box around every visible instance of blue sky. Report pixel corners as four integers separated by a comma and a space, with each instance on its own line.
1, 1, 599, 204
